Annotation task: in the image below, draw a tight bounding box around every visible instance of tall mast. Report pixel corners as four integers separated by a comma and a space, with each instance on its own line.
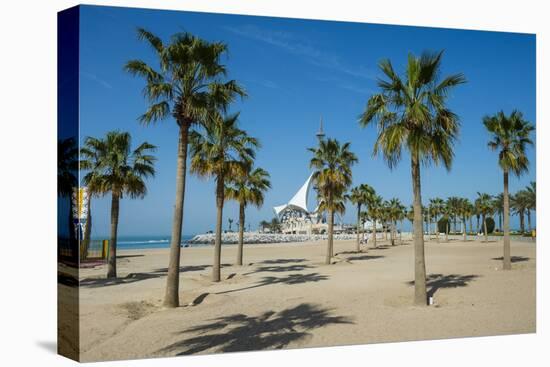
316, 115, 325, 142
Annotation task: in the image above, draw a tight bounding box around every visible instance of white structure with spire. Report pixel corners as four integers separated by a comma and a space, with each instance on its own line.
272, 118, 328, 235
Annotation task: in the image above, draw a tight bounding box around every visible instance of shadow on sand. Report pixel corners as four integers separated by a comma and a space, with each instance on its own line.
217, 273, 329, 295
159, 303, 353, 355
408, 273, 480, 298
80, 264, 231, 288
346, 255, 385, 262
260, 258, 307, 265
491, 256, 530, 263
244, 264, 314, 275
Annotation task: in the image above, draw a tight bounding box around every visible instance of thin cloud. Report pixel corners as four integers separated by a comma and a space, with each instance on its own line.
81, 71, 113, 89
312, 74, 374, 96
224, 25, 376, 81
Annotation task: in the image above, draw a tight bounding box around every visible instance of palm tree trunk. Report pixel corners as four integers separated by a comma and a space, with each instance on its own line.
519, 211, 525, 234
81, 196, 92, 260
326, 209, 334, 265
213, 175, 225, 282
445, 221, 449, 242
237, 203, 245, 266
476, 215, 480, 233
469, 217, 472, 237
435, 216, 440, 243
499, 213, 502, 232
503, 170, 511, 270
527, 209, 532, 233
164, 124, 189, 307
483, 214, 488, 243
107, 191, 120, 278
356, 204, 361, 252
411, 153, 427, 306
462, 218, 467, 241
372, 219, 377, 248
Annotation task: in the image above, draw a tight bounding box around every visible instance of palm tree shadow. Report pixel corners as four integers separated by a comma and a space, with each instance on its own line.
217, 273, 329, 295
244, 264, 315, 275
260, 258, 307, 265
346, 255, 385, 261
159, 303, 353, 355
407, 273, 480, 298
491, 256, 530, 263
80, 264, 218, 288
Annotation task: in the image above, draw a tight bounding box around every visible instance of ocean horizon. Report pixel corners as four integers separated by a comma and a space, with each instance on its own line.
90, 235, 198, 250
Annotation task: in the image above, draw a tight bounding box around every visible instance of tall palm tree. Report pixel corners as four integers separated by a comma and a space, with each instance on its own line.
493, 193, 504, 232
446, 196, 461, 233
429, 198, 445, 243
484, 110, 534, 269
78, 142, 103, 260
511, 191, 529, 234
442, 202, 452, 242
80, 131, 156, 278
367, 194, 383, 248
458, 198, 472, 241
525, 182, 536, 233
225, 166, 271, 265
347, 184, 375, 251
309, 138, 358, 264
388, 198, 405, 245
126, 29, 246, 307
359, 51, 465, 305
475, 192, 494, 243
58, 137, 78, 198
190, 113, 258, 282
462, 199, 475, 239
58, 138, 79, 255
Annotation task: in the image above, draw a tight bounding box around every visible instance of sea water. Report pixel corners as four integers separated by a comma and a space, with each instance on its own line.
91, 235, 199, 250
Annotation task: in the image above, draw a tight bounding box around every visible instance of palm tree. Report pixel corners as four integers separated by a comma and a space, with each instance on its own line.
309, 138, 358, 264
270, 217, 281, 233
58, 137, 78, 198
359, 50, 465, 305
458, 198, 472, 241
58, 138, 78, 254
429, 198, 445, 242
228, 218, 234, 232
484, 110, 534, 269
80, 131, 156, 278
347, 184, 375, 251
388, 198, 405, 245
511, 191, 529, 234
367, 194, 383, 248
493, 193, 504, 232
446, 196, 461, 233
190, 113, 258, 282
460, 199, 475, 239
78, 141, 103, 260
259, 220, 270, 232
225, 166, 271, 265
475, 192, 494, 243
442, 201, 452, 242
525, 182, 536, 233
126, 29, 246, 307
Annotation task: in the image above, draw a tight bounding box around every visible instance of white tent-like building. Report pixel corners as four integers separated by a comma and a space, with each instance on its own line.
273, 173, 326, 234
273, 173, 314, 217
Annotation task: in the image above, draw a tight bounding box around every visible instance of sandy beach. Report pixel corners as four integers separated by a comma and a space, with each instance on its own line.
63, 237, 535, 361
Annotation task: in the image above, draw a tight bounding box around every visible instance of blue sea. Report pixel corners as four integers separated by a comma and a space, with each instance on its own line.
92, 235, 199, 250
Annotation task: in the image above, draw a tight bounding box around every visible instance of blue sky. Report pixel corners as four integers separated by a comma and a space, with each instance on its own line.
78, 5, 536, 237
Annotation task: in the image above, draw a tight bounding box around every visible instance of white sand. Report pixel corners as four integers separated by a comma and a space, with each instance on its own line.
62, 237, 535, 361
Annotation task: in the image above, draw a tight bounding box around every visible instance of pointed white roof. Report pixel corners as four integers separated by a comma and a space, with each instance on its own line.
273, 173, 314, 217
